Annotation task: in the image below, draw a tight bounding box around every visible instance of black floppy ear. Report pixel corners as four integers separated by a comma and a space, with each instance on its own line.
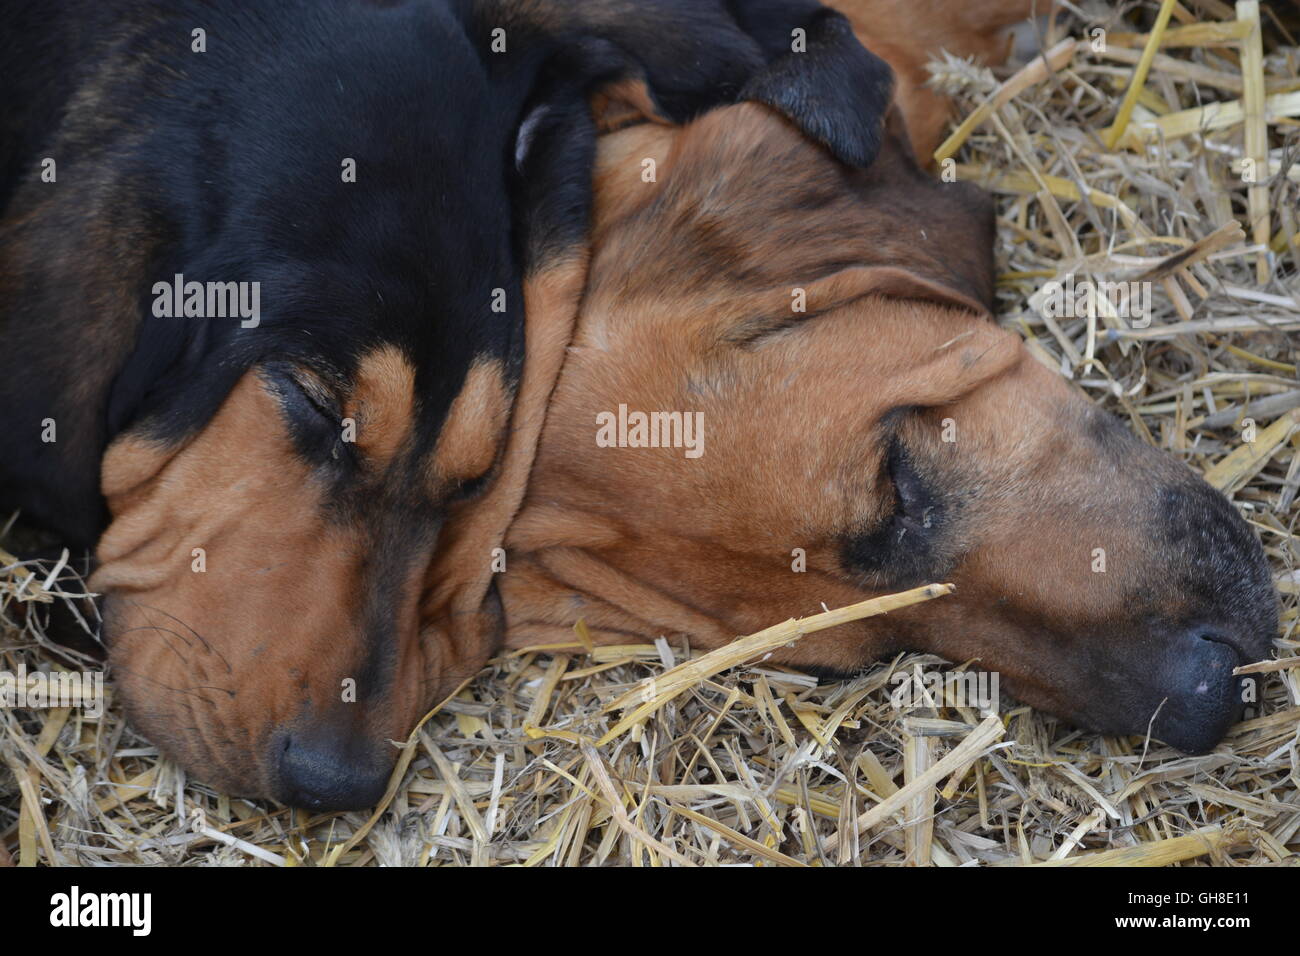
494, 0, 892, 264
508, 45, 615, 270
477, 0, 767, 123
729, 1, 895, 167
482, 0, 895, 155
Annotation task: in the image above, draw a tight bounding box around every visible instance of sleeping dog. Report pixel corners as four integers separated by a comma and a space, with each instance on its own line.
0, 0, 892, 808
496, 102, 1278, 757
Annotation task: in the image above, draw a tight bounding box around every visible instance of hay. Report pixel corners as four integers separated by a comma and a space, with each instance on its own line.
2, 0, 1298, 866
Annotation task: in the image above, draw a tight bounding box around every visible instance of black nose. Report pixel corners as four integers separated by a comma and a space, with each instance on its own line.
278, 732, 391, 811
1147, 629, 1252, 754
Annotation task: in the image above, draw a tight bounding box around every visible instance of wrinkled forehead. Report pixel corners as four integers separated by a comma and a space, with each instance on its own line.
587, 104, 994, 335
590, 103, 839, 228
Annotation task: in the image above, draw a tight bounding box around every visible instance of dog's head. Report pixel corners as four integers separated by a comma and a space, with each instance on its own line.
0, 0, 894, 807
502, 104, 1278, 755
81, 0, 557, 812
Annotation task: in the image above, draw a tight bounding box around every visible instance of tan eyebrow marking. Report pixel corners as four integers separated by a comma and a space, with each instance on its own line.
347, 345, 416, 466
428, 356, 510, 492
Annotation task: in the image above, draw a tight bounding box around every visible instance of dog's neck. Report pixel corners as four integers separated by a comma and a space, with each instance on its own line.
497, 498, 884, 673
499, 508, 739, 650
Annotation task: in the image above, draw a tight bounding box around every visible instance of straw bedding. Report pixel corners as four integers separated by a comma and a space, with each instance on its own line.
2, 0, 1298, 867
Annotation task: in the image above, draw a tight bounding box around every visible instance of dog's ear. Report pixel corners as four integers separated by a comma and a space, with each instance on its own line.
477, 1, 764, 121
728, 1, 895, 167
492, 0, 896, 273
581, 102, 995, 335
490, 1, 891, 169
851, 111, 998, 312
508, 39, 619, 270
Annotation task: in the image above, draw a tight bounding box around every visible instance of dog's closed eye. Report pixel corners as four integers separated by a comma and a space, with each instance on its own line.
886, 436, 940, 535
262, 364, 352, 463
841, 429, 948, 588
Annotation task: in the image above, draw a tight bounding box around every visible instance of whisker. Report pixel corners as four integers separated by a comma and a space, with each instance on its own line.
122, 601, 233, 674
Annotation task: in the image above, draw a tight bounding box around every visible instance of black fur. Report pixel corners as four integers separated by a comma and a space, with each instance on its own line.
730, 1, 895, 166
0, 0, 897, 549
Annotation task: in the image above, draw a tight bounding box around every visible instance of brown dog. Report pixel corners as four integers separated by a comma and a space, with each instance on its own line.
488, 100, 1277, 755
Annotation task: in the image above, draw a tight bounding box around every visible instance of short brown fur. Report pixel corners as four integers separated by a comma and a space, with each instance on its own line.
429, 357, 511, 492
494, 102, 1274, 751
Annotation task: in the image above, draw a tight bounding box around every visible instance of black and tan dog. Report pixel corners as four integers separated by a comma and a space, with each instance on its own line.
0, 0, 894, 808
